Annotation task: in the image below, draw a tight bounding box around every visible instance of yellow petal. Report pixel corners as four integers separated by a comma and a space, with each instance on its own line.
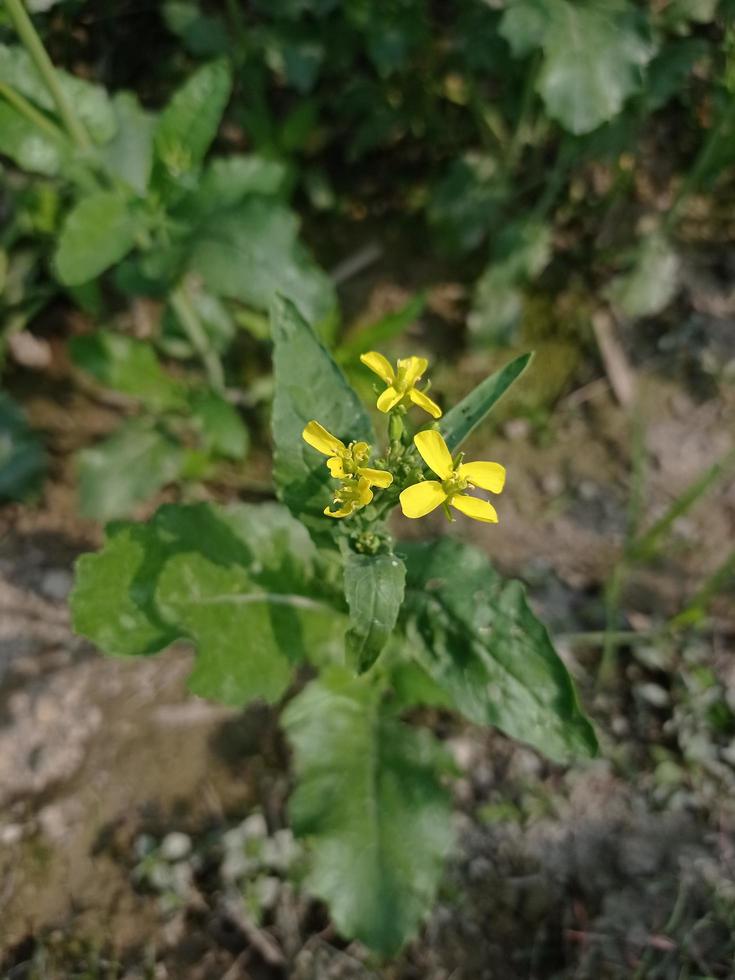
450, 494, 498, 523
359, 467, 393, 488
303, 420, 346, 457
409, 387, 442, 419
327, 457, 346, 478
413, 429, 453, 480
399, 481, 446, 518
459, 461, 506, 494
376, 386, 403, 413
360, 350, 395, 384
398, 356, 428, 388
324, 502, 354, 518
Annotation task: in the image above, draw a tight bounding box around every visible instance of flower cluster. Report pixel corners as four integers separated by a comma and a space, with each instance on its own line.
302, 350, 505, 524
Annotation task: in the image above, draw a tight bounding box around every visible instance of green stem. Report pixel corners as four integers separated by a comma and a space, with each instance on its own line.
532, 135, 572, 222
4, 0, 91, 151
170, 285, 225, 393
0, 78, 66, 141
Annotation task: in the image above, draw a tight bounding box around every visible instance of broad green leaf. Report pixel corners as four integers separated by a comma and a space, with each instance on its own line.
69, 331, 186, 411
0, 101, 67, 176
399, 538, 598, 762
54, 191, 138, 285
427, 154, 506, 253
469, 222, 551, 345
645, 39, 709, 111
283, 668, 453, 954
0, 43, 115, 143
606, 233, 680, 318
100, 92, 156, 195
0, 392, 46, 500
188, 390, 249, 459
153, 58, 232, 191
343, 551, 406, 673
77, 419, 184, 521
500, 0, 655, 135
162, 288, 235, 356
439, 352, 532, 454
71, 502, 344, 702
271, 296, 373, 525
180, 154, 290, 220
188, 198, 336, 329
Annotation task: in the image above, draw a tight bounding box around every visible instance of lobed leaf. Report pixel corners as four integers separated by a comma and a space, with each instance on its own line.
399, 538, 598, 762
271, 296, 373, 526
501, 0, 656, 135
282, 667, 453, 954
71, 502, 344, 704
439, 352, 532, 454
343, 551, 406, 673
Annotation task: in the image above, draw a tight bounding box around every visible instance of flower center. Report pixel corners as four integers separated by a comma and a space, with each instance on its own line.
442, 468, 468, 497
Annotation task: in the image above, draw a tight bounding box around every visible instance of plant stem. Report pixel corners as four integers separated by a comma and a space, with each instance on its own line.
0, 79, 66, 141
504, 55, 540, 174
170, 284, 225, 393
4, 0, 91, 151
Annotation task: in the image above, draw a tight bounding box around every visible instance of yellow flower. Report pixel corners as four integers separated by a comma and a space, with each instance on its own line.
360, 350, 442, 418
302, 420, 393, 518
399, 429, 505, 523
324, 476, 374, 519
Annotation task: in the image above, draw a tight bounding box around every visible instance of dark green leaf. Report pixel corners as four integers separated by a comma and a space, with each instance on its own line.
344, 551, 406, 673
0, 43, 116, 143
188, 198, 336, 329
283, 667, 453, 954
77, 419, 184, 521
439, 352, 532, 454
0, 391, 45, 500
153, 58, 232, 192
501, 0, 656, 134
69, 331, 186, 411
163, 1, 230, 56
54, 191, 138, 285
399, 538, 598, 762
271, 296, 373, 526
71, 502, 344, 702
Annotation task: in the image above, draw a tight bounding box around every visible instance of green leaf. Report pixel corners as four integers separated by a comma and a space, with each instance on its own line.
71, 502, 344, 703
469, 222, 552, 345
69, 331, 186, 411
344, 551, 406, 673
606, 233, 680, 318
501, 0, 656, 134
0, 44, 115, 143
0, 100, 67, 176
188, 390, 249, 459
439, 352, 532, 454
399, 538, 598, 762
181, 154, 290, 220
271, 296, 374, 525
153, 58, 232, 192
100, 92, 156, 195
0, 391, 46, 500
188, 198, 336, 329
54, 191, 138, 285
282, 667, 453, 954
77, 419, 184, 521
163, 1, 230, 56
